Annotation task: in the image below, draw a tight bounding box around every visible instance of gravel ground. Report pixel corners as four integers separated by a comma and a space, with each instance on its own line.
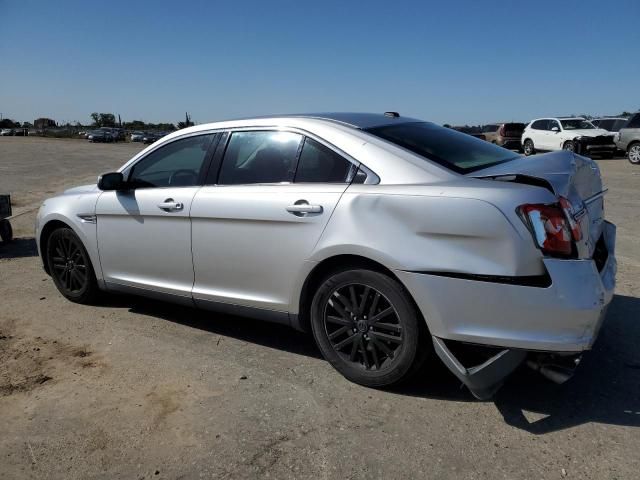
1, 137, 639, 479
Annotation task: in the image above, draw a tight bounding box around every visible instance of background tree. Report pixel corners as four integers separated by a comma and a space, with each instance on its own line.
177, 112, 193, 129
90, 112, 116, 127
0, 119, 19, 128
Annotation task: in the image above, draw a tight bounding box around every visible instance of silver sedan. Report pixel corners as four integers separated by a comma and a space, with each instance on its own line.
35, 113, 616, 398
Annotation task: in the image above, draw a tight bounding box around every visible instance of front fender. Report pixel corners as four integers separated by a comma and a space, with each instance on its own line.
36, 192, 104, 287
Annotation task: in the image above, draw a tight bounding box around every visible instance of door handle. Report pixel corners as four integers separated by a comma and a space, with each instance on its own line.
286, 201, 323, 216
157, 198, 184, 211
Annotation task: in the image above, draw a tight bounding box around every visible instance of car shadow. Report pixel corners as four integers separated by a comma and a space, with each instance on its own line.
0, 237, 38, 259
96, 292, 640, 434
491, 293, 640, 434
97, 294, 323, 359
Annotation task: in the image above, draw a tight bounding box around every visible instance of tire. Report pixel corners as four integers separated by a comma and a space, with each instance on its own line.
310, 269, 427, 387
0, 219, 12, 243
46, 227, 99, 304
563, 140, 575, 152
523, 139, 535, 156
628, 143, 640, 165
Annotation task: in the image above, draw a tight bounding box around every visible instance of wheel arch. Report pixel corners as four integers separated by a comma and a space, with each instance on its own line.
39, 219, 73, 274
628, 140, 640, 151
294, 253, 422, 333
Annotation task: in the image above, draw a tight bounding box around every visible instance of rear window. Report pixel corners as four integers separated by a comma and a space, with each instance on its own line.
366, 122, 519, 174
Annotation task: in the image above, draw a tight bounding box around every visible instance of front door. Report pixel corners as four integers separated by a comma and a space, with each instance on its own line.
95, 133, 216, 299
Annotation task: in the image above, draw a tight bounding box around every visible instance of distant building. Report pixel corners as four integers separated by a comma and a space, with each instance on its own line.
34, 118, 56, 129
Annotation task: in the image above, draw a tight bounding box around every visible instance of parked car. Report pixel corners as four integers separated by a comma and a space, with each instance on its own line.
142, 132, 158, 144
591, 117, 628, 133
130, 131, 145, 142
451, 126, 485, 140
98, 127, 124, 141
522, 117, 616, 158
35, 113, 616, 399
87, 130, 113, 143
143, 132, 169, 144
0, 128, 14, 136
481, 123, 525, 150
615, 112, 640, 164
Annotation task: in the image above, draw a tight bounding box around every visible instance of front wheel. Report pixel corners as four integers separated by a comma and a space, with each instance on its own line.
46, 227, 99, 304
310, 269, 427, 387
563, 140, 575, 152
629, 143, 640, 165
523, 139, 535, 156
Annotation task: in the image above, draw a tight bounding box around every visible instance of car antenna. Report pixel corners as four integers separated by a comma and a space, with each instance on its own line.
384, 111, 400, 118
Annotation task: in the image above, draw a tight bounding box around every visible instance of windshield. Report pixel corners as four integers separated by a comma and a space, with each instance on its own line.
560, 119, 595, 130
365, 122, 519, 174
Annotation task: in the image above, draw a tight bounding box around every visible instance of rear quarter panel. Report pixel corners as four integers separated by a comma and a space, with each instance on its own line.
290, 180, 557, 312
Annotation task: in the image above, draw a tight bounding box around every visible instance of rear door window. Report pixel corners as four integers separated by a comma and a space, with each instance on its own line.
294, 138, 354, 183
218, 131, 303, 185
531, 120, 548, 130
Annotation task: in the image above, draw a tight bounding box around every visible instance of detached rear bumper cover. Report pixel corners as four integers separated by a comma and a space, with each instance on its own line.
396, 221, 616, 398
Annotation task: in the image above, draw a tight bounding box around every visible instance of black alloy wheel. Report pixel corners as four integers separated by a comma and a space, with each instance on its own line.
47, 227, 98, 303
324, 283, 402, 371
310, 269, 426, 387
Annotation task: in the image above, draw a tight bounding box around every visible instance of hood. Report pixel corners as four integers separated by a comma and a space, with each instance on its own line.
63, 184, 100, 195
566, 128, 611, 137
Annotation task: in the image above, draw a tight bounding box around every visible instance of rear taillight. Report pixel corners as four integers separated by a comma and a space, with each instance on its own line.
518, 203, 574, 256
558, 196, 582, 242
498, 125, 505, 137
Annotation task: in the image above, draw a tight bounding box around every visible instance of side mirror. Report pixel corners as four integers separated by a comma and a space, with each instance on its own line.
551, 126, 560, 132
98, 172, 125, 191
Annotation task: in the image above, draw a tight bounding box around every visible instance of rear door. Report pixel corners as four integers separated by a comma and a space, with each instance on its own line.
191, 130, 356, 314
96, 133, 217, 299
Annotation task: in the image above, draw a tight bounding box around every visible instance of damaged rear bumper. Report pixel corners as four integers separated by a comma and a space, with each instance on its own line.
397, 221, 617, 399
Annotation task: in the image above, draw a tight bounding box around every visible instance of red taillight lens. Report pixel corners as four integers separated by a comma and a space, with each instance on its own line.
558, 196, 583, 241
519, 203, 573, 256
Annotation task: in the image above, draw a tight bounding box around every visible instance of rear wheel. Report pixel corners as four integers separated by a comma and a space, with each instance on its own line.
523, 139, 535, 156
310, 269, 427, 387
46, 227, 99, 304
629, 143, 640, 165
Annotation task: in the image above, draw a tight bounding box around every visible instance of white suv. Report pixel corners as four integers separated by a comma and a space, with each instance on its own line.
522, 117, 616, 158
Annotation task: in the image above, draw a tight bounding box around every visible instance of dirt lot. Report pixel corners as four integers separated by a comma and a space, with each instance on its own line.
1, 136, 639, 479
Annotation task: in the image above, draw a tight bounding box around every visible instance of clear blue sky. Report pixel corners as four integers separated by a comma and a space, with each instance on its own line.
1, 0, 638, 126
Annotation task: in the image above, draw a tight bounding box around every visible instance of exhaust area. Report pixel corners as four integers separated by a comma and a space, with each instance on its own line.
527, 353, 582, 384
